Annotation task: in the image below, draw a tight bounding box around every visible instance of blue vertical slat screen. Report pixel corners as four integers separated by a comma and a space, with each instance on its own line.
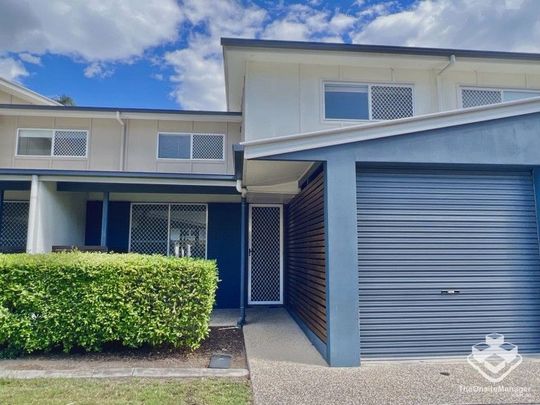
356, 169, 540, 358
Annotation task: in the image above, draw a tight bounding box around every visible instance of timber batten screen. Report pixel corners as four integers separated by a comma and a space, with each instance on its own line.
286, 171, 327, 343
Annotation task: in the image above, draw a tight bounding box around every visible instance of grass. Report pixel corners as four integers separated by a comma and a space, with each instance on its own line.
0, 378, 252, 405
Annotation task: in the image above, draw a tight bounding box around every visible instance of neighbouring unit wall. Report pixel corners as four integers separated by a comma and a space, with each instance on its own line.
286, 168, 327, 345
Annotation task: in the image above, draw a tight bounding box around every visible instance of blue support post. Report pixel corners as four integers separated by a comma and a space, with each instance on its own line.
0, 189, 4, 247
324, 157, 361, 366
238, 197, 247, 326
100, 191, 109, 247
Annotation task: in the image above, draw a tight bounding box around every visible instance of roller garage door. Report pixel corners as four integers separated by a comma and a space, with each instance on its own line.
357, 169, 540, 358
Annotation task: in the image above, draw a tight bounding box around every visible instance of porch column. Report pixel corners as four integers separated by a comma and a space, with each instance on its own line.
26, 175, 39, 253
100, 191, 109, 247
324, 157, 360, 366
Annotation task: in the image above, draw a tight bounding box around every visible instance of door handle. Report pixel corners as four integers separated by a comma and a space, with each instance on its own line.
441, 290, 460, 295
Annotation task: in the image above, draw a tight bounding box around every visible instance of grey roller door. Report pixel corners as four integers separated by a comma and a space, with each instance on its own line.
357, 169, 540, 358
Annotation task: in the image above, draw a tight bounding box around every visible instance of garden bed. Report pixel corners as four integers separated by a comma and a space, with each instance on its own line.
0, 326, 246, 371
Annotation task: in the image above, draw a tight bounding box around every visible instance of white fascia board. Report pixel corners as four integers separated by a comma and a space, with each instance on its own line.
0, 78, 61, 106
38, 175, 237, 187
0, 108, 242, 123
243, 97, 540, 159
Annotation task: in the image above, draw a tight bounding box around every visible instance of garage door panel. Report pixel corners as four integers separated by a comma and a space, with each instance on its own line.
357, 170, 540, 358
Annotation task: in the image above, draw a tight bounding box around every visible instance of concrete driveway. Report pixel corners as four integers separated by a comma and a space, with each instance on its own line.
243, 308, 540, 405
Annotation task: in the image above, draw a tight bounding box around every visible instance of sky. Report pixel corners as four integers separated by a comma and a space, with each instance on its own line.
0, 0, 538, 111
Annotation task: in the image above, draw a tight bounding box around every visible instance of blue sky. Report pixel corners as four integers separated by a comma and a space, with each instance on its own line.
0, 0, 537, 110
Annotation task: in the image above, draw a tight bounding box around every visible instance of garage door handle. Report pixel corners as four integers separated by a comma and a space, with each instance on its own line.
441, 290, 460, 295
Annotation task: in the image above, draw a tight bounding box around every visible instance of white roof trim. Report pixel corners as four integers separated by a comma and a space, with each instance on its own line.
242, 96, 540, 159
0, 77, 61, 106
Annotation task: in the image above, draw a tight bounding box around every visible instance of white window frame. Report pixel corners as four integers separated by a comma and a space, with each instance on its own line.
156, 132, 226, 161
459, 86, 540, 108
15, 128, 89, 158
128, 202, 209, 258
321, 81, 415, 122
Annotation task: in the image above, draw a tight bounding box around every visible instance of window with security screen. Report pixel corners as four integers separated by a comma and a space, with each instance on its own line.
461, 87, 540, 109
324, 82, 414, 121
0, 201, 29, 252
17, 129, 88, 157
158, 133, 224, 160
129, 203, 207, 258
53, 130, 88, 157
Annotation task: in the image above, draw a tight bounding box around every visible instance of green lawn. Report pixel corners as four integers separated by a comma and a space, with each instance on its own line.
0, 378, 252, 405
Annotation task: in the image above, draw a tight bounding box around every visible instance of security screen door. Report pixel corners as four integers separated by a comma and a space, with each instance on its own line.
248, 204, 283, 305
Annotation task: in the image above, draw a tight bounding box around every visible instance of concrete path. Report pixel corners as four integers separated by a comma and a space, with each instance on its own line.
243, 308, 540, 405
0, 367, 248, 379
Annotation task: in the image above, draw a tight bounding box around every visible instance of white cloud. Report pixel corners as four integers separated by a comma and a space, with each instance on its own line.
83, 62, 114, 79
353, 0, 540, 52
18, 53, 41, 65
0, 0, 182, 69
0, 56, 28, 81
164, 0, 267, 110
262, 5, 355, 41
165, 1, 357, 110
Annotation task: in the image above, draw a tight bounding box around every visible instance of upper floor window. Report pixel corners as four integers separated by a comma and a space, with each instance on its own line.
323, 82, 414, 121
157, 132, 225, 160
461, 87, 540, 108
17, 129, 88, 157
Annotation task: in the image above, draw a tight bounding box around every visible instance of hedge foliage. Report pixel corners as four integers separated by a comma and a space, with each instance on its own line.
0, 253, 218, 355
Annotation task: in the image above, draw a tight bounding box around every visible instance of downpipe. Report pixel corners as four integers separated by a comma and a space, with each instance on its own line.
236, 180, 248, 327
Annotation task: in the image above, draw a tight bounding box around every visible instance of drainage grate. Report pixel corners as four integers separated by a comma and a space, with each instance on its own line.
209, 353, 232, 369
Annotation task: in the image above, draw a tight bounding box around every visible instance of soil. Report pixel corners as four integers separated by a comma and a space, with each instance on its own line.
0, 327, 246, 370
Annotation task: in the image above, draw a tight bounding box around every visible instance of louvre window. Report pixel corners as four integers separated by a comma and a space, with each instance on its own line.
17, 129, 88, 157
158, 133, 225, 160
324, 82, 414, 121
461, 87, 540, 108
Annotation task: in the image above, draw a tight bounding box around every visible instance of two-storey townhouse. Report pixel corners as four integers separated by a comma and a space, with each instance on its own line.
3, 38, 540, 366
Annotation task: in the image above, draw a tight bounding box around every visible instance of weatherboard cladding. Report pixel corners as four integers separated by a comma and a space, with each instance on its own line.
286, 171, 327, 343
356, 169, 540, 358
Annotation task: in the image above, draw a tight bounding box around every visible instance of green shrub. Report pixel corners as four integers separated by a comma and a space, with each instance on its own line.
0, 253, 218, 355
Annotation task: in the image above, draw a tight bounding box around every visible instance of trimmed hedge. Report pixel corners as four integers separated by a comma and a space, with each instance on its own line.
0, 253, 218, 355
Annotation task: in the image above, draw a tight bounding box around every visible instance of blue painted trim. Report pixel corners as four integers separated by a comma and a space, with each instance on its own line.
0, 189, 4, 244
0, 181, 30, 190
0, 103, 242, 116
287, 308, 328, 361
0, 168, 236, 181
57, 182, 238, 195
100, 192, 109, 247
324, 159, 361, 367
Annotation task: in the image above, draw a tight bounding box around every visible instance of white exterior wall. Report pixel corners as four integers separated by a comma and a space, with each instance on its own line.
0, 116, 240, 175
30, 181, 86, 253
244, 60, 540, 141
